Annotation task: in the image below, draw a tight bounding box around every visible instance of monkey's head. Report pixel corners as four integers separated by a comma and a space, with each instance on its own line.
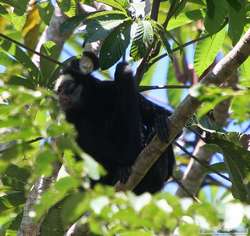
55, 73, 83, 112
54, 51, 99, 112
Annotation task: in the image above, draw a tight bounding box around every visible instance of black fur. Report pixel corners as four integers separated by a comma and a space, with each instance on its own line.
56, 56, 175, 194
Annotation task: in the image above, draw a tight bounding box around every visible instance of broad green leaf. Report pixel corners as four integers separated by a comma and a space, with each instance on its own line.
130, 20, 154, 61
60, 15, 86, 34
204, 0, 228, 34
190, 84, 232, 117
40, 204, 64, 236
96, 0, 127, 12
0, 129, 40, 143
154, 23, 172, 58
231, 91, 250, 122
209, 132, 250, 203
187, 202, 219, 225
225, 0, 242, 11
0, 0, 29, 15
40, 41, 61, 86
85, 11, 128, 43
0, 4, 8, 15
194, 27, 226, 77
34, 150, 57, 177
167, 9, 204, 31
100, 19, 132, 69
61, 193, 89, 225
35, 177, 80, 220
115, 0, 129, 8
179, 224, 200, 236
240, 57, 250, 82
130, 22, 145, 60
22, 4, 41, 53
57, 0, 77, 17
0, 51, 16, 66
1, 164, 30, 191
0, 37, 40, 82
8, 13, 26, 31
37, 1, 53, 25
0, 192, 25, 210
142, 20, 154, 47
7, 76, 36, 89
228, 0, 246, 45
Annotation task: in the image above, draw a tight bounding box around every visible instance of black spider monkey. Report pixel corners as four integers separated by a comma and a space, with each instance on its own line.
55, 52, 175, 194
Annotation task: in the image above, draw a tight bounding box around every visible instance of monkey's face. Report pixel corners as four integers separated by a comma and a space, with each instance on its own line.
55, 74, 83, 111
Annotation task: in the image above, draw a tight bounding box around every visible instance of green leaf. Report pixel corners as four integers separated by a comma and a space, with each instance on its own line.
240, 57, 250, 83
231, 91, 250, 122
85, 11, 128, 43
37, 1, 53, 25
60, 15, 86, 34
210, 132, 250, 203
57, 0, 77, 17
115, 0, 129, 8
0, 0, 29, 15
179, 224, 200, 236
61, 193, 89, 225
0, 4, 8, 15
194, 27, 226, 77
130, 20, 154, 61
1, 164, 30, 191
35, 177, 80, 220
40, 204, 64, 236
225, 0, 242, 11
142, 20, 154, 47
100, 19, 132, 69
204, 0, 228, 34
228, 0, 246, 45
0, 37, 40, 82
0, 192, 25, 211
0, 129, 39, 143
95, 0, 127, 12
34, 150, 57, 177
40, 41, 61, 86
167, 9, 204, 31
190, 84, 231, 117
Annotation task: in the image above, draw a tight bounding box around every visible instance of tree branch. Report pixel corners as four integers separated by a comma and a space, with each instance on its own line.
117, 28, 250, 192
150, 0, 160, 20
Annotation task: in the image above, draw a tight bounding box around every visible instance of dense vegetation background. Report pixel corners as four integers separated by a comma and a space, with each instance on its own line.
0, 0, 249, 235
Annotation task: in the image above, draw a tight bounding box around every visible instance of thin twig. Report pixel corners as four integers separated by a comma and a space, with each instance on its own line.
139, 84, 190, 92
172, 176, 201, 202
0, 33, 62, 66
174, 141, 231, 182
150, 0, 160, 20
149, 33, 212, 66
0, 137, 44, 154
150, 19, 229, 66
